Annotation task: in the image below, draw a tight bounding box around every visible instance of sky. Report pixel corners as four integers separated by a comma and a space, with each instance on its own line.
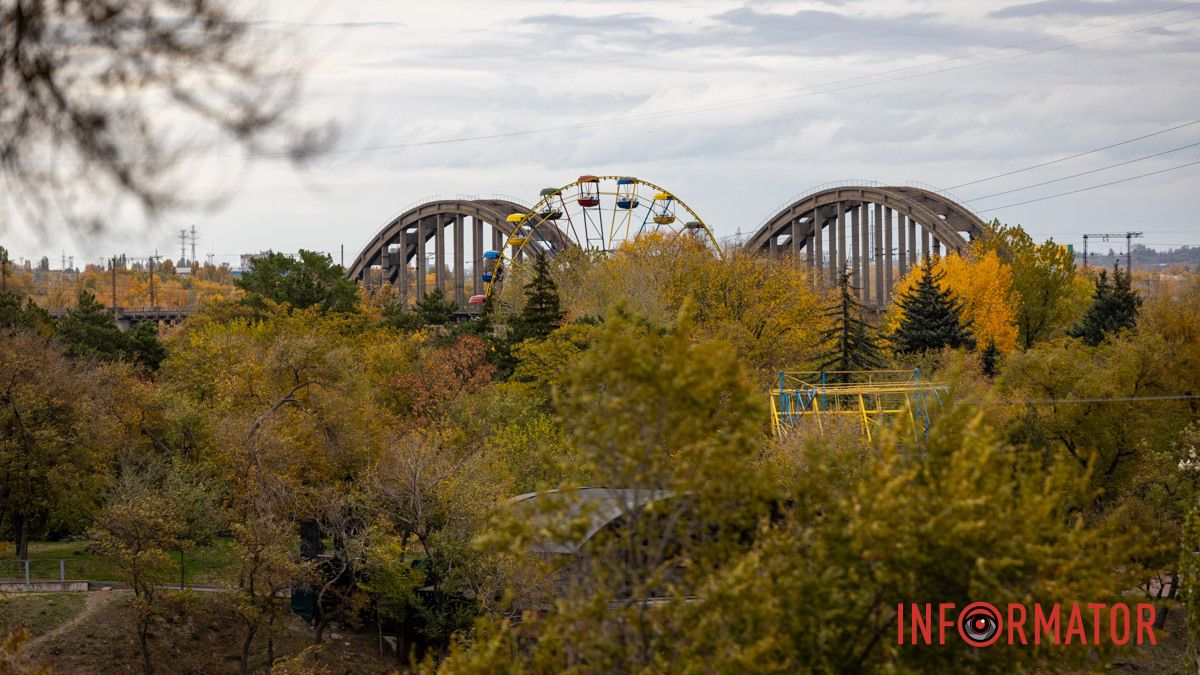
4, 0, 1200, 268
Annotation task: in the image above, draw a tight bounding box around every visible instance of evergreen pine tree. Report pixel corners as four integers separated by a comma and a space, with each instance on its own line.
980, 338, 1000, 378
414, 287, 458, 326
55, 290, 128, 360
888, 257, 976, 355
1068, 263, 1141, 346
510, 255, 564, 343
815, 267, 885, 381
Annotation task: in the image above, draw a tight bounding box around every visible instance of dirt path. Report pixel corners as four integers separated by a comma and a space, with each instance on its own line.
18, 590, 126, 663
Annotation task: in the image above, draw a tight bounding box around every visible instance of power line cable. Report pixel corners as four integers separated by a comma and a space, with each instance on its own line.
964, 139, 1200, 202
978, 159, 1200, 211
948, 118, 1200, 190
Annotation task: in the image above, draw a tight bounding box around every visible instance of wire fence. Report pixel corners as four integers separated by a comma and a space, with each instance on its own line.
0, 559, 86, 583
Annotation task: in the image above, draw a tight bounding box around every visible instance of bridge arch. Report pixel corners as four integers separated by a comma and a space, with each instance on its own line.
347, 198, 571, 307
746, 185, 988, 306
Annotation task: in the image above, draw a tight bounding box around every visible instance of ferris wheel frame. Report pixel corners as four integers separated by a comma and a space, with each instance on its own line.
479, 175, 720, 299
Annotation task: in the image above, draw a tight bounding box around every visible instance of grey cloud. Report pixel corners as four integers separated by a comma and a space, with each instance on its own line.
990, 0, 1177, 19
706, 6, 1032, 54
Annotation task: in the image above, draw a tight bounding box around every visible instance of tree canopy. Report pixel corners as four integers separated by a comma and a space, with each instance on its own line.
236, 250, 358, 313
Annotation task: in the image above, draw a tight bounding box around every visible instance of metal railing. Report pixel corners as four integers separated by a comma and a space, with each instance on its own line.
0, 559, 73, 585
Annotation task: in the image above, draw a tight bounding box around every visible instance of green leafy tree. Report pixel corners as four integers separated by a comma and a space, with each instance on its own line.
887, 259, 976, 355
415, 288, 458, 326
815, 267, 885, 379
977, 223, 1088, 349
1069, 264, 1142, 346
510, 255, 564, 343
236, 250, 358, 313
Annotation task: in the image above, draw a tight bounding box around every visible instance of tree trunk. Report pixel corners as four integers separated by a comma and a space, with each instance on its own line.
139, 621, 154, 675
240, 625, 257, 675
16, 515, 29, 561
1155, 604, 1170, 630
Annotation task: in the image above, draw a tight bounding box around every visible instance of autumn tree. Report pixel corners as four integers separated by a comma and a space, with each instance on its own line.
815, 267, 885, 379
976, 223, 1089, 349
0, 332, 122, 558
887, 259, 975, 356
90, 464, 192, 675
554, 235, 824, 375
450, 303, 773, 671
236, 251, 358, 313
1069, 264, 1142, 346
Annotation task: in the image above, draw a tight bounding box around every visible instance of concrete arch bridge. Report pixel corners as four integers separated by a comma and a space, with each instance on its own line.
745, 183, 987, 306
348, 182, 988, 310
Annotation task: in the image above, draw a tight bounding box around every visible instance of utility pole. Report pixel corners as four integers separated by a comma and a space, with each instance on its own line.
111, 256, 118, 314
179, 229, 188, 265
1081, 232, 1143, 273
148, 254, 157, 307
190, 225, 197, 266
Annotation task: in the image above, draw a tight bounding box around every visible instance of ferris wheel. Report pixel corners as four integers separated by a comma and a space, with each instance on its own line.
473, 175, 719, 302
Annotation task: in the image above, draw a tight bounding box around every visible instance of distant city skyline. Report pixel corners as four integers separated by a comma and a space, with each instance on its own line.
4, 0, 1199, 265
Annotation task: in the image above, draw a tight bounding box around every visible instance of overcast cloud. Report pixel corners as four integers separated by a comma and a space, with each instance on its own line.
5, 0, 1199, 266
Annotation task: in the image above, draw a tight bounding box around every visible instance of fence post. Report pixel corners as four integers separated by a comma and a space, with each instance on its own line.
23, 559, 30, 587
60, 559, 65, 582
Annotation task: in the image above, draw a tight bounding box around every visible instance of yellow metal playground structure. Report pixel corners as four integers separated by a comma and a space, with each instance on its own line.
770, 370, 947, 441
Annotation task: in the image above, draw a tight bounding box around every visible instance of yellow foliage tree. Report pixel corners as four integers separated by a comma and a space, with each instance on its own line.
886, 250, 1019, 354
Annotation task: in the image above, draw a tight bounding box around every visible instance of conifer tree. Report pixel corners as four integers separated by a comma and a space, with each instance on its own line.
815, 267, 885, 381
510, 255, 564, 343
414, 287, 458, 326
1068, 263, 1141, 346
888, 257, 976, 355
980, 338, 1000, 378
55, 290, 129, 361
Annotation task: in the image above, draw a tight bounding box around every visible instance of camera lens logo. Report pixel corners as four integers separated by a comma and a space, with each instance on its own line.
958, 602, 1002, 647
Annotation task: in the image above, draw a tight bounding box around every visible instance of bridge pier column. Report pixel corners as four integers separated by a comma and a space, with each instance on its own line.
435, 215, 446, 296
922, 228, 931, 263
805, 217, 815, 269
897, 214, 908, 279
814, 210, 823, 275
472, 217, 483, 296
884, 206, 894, 302
864, 201, 873, 302
454, 215, 465, 306
932, 238, 941, 259
791, 218, 801, 265
874, 203, 884, 304
850, 205, 860, 295
834, 201, 845, 284
417, 219, 428, 301
908, 217, 917, 268
399, 229, 409, 306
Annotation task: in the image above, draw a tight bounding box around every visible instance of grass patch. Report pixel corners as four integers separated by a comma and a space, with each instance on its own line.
0, 539, 240, 585
0, 593, 86, 638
